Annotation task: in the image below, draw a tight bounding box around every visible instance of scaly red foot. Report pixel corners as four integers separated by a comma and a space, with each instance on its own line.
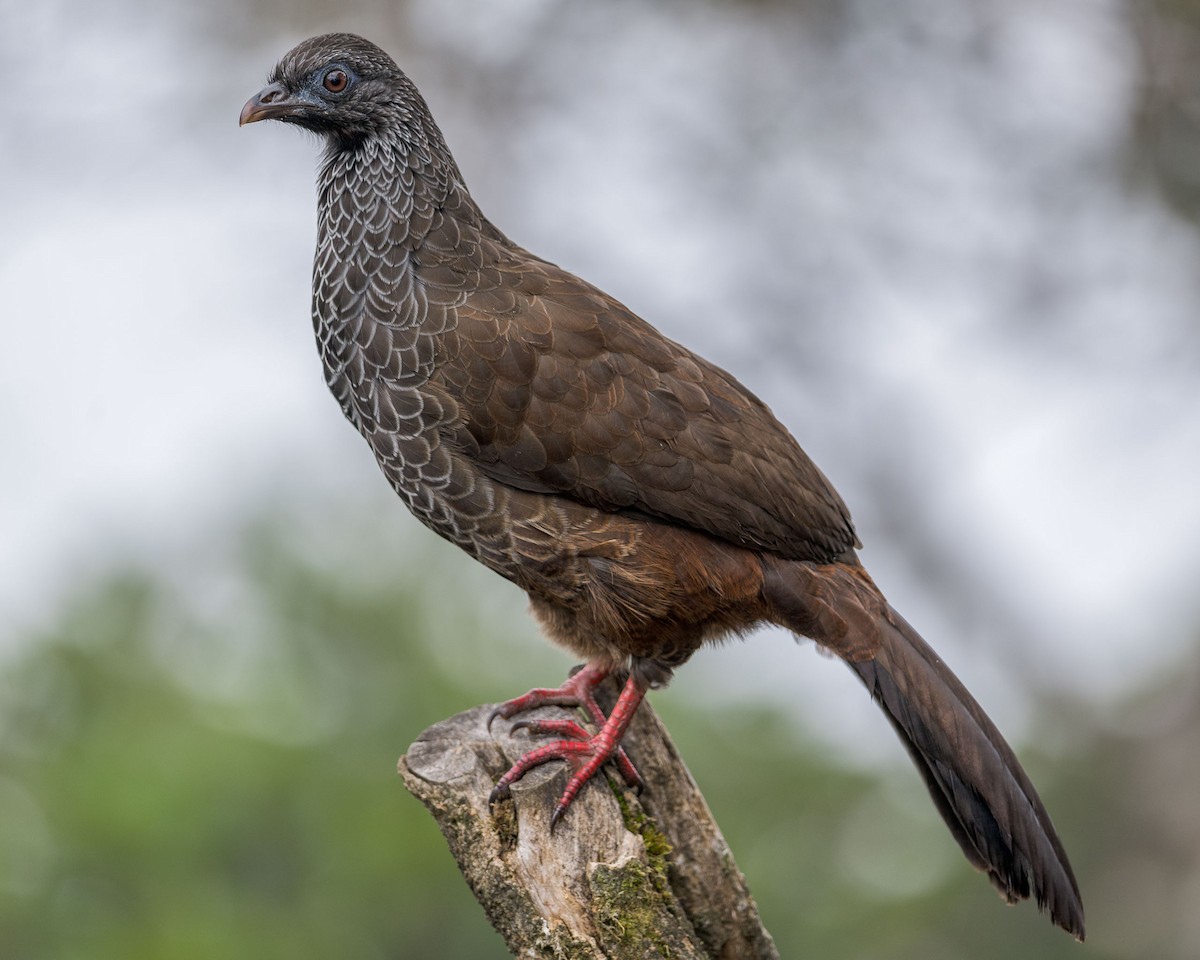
488, 668, 648, 828
488, 663, 642, 790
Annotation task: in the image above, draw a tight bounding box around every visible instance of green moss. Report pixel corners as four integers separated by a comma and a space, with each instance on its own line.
587, 783, 706, 956
590, 857, 674, 957
612, 783, 673, 893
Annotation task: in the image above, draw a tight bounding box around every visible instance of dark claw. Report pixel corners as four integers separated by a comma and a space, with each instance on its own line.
616, 751, 644, 792
488, 782, 510, 805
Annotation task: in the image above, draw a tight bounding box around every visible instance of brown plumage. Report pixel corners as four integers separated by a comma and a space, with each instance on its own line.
242, 33, 1084, 939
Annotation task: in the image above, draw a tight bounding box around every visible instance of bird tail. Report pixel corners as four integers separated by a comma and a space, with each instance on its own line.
761, 559, 1085, 940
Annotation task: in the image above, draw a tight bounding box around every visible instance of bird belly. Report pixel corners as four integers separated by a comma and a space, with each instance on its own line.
508, 502, 770, 676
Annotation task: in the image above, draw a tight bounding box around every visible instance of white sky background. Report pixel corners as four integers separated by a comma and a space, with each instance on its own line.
2, 0, 1198, 753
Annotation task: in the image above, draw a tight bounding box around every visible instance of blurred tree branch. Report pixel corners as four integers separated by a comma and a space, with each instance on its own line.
399, 677, 780, 959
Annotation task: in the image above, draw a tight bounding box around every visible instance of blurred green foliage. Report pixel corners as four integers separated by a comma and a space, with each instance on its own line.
0, 542, 506, 959
0, 519, 1196, 958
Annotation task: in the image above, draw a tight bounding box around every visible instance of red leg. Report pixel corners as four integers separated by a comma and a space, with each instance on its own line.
489, 672, 649, 828
489, 663, 642, 790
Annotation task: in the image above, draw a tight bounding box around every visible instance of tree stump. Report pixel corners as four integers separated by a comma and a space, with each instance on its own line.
399, 675, 780, 959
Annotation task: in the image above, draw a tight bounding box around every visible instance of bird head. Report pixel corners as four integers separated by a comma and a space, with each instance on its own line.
240, 33, 427, 150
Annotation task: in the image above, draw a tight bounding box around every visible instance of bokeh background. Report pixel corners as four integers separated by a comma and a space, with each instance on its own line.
3, 1, 1199, 957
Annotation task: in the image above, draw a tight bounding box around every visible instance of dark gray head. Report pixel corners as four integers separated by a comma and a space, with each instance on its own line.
240, 33, 438, 153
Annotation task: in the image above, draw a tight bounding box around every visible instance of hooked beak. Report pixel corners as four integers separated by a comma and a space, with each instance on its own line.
239, 82, 301, 126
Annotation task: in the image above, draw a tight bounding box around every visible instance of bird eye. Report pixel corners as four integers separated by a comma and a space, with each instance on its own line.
323, 68, 349, 94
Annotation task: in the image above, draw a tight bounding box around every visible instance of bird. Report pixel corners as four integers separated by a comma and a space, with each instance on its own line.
241, 33, 1084, 939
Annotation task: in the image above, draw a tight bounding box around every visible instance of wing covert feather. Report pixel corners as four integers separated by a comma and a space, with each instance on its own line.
426, 255, 858, 562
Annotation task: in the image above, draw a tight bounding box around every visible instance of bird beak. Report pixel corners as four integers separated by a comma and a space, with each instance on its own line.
239, 82, 299, 126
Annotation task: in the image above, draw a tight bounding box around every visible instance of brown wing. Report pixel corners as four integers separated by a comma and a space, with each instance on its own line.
425, 247, 859, 563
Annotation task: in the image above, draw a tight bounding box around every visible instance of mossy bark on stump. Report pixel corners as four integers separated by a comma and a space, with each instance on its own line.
399, 675, 779, 959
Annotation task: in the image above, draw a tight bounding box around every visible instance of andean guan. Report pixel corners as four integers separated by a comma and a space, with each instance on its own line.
241, 33, 1084, 939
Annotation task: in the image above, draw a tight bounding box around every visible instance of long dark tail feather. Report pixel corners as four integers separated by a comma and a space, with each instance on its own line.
761, 559, 1084, 939
849, 605, 1085, 940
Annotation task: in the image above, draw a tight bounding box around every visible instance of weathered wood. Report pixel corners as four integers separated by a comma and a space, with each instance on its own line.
399, 676, 779, 959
